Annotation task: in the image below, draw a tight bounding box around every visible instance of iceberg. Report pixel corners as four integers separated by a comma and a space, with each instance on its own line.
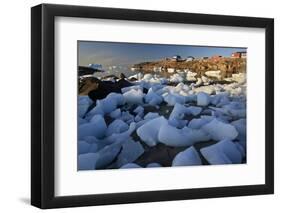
87, 93, 124, 117
78, 117, 87, 125
145, 88, 163, 106
188, 117, 213, 129
106, 119, 129, 137
78, 153, 99, 170
200, 139, 243, 164
120, 111, 135, 123
158, 123, 210, 147
169, 103, 188, 121
116, 140, 145, 168
162, 92, 186, 106
136, 116, 168, 146
78, 114, 107, 140
78, 141, 91, 154
134, 105, 144, 114
186, 106, 202, 116
172, 146, 202, 166
144, 112, 159, 120
197, 92, 210, 106
78, 96, 92, 117
201, 118, 238, 141
95, 142, 122, 169
106, 122, 136, 144
109, 108, 121, 119
231, 119, 246, 138
123, 89, 144, 105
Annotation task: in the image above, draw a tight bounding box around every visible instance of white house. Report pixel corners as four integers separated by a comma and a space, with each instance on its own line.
172, 55, 182, 62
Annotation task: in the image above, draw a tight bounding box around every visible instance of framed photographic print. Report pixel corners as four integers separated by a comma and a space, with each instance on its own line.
31, 3, 274, 209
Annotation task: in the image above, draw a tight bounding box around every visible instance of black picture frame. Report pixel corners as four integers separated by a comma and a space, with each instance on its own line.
31, 3, 274, 209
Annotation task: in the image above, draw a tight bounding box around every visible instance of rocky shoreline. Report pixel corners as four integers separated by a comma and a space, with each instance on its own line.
132, 57, 246, 79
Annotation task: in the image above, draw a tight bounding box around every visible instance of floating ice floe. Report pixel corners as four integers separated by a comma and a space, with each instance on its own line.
137, 116, 168, 146
116, 140, 144, 168
201, 118, 238, 141
79, 114, 107, 140
158, 123, 210, 147
200, 139, 243, 164
78, 153, 99, 170
172, 146, 202, 166
197, 92, 210, 106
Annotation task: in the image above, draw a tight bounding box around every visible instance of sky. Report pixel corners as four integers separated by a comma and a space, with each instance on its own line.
78, 41, 246, 68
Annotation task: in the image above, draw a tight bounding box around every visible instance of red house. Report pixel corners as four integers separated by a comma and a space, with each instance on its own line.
231, 51, 247, 58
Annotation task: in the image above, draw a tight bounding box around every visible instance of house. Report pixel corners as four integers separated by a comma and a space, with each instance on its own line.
231, 51, 247, 58
186, 56, 195, 62
172, 55, 182, 62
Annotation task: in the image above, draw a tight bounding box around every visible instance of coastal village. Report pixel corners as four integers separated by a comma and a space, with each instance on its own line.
131, 51, 246, 81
